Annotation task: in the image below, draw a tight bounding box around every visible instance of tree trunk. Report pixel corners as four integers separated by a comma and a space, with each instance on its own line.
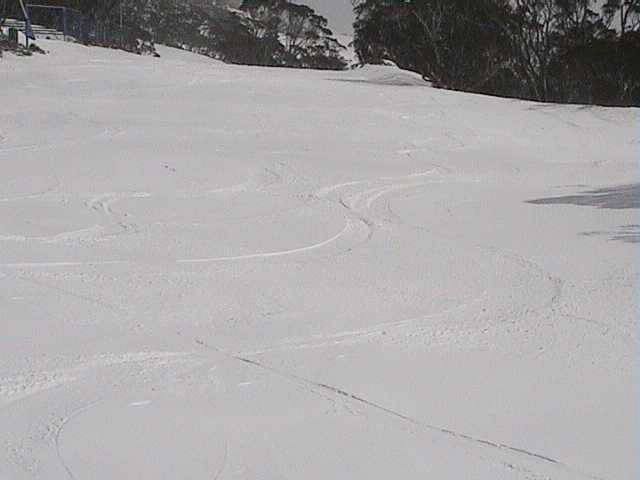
0, 0, 8, 29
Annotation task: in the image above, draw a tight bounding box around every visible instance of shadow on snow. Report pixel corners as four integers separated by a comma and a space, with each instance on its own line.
528, 184, 640, 210
529, 184, 639, 243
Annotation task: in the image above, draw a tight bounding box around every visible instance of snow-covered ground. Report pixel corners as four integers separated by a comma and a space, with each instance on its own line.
0, 41, 637, 480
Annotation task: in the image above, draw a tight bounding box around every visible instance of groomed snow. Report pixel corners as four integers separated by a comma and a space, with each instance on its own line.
0, 41, 637, 480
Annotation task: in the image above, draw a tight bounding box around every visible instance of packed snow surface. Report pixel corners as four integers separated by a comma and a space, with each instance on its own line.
0, 42, 637, 480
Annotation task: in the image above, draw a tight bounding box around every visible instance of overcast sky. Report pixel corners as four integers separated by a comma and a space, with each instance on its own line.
300, 1, 612, 35
299, 0, 355, 34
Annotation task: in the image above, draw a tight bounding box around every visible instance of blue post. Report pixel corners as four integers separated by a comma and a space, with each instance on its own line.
19, 0, 35, 47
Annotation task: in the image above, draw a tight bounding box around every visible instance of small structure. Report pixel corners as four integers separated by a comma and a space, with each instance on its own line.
1, 0, 35, 47
1, 1, 82, 45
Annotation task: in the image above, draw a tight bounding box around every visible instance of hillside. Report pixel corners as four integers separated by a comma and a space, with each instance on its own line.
0, 41, 637, 480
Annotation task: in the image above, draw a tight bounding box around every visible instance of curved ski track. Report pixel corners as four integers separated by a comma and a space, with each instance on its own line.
2, 164, 610, 480
0, 166, 445, 269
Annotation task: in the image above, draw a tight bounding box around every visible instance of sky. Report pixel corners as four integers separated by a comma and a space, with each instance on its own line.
300, 0, 355, 34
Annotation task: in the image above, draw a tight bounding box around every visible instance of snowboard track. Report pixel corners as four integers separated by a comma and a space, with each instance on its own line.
194, 338, 603, 480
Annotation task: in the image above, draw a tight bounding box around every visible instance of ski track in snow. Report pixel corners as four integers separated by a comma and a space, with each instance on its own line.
238, 301, 482, 356
1, 157, 621, 359
0, 177, 61, 203
1, 42, 634, 480
176, 219, 356, 264
54, 399, 103, 480
0, 127, 124, 156
0, 167, 445, 269
383, 195, 626, 343
194, 338, 603, 480
33, 334, 598, 480
1, 161, 623, 480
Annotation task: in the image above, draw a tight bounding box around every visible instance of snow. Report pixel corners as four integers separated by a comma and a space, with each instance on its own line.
0, 40, 637, 480
334, 33, 358, 66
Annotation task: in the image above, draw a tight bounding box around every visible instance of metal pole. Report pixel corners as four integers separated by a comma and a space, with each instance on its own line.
17, 0, 32, 47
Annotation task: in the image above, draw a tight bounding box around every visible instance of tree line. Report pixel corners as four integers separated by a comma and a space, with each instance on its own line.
1, 0, 346, 69
352, 0, 640, 106
4, 0, 639, 105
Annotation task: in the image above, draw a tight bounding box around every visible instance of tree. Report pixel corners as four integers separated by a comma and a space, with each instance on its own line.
603, 0, 640, 35
504, 0, 606, 101
352, 0, 513, 91
351, 0, 640, 105
1, 0, 9, 28
241, 0, 346, 69
558, 31, 640, 104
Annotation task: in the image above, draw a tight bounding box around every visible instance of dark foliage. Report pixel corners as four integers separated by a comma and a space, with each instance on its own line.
352, 0, 640, 106
5, 0, 346, 68
240, 0, 346, 69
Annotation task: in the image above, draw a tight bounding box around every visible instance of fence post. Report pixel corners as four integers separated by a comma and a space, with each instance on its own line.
20, 1, 31, 48
62, 7, 67, 41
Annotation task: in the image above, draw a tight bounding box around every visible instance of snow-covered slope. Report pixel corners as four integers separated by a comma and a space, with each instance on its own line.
0, 41, 637, 480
